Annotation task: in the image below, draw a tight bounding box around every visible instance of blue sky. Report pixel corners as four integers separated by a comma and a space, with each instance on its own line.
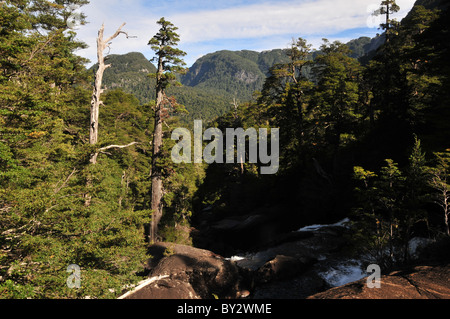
74, 0, 417, 67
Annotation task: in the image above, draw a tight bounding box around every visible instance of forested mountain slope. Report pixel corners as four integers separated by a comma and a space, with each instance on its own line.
95, 38, 380, 123
92, 52, 236, 123
180, 49, 291, 100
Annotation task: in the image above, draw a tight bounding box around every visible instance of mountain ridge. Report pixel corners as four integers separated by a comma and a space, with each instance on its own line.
88, 0, 447, 123
180, 49, 292, 100
91, 37, 381, 123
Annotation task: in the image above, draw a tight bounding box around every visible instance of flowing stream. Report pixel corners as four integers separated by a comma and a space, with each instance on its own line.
226, 218, 370, 297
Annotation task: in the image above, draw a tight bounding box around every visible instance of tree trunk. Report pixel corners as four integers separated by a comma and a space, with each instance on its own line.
385, 4, 391, 43
147, 18, 186, 243
232, 98, 244, 175
150, 59, 165, 243
90, 25, 104, 148
89, 22, 126, 164
445, 191, 449, 236
85, 23, 127, 207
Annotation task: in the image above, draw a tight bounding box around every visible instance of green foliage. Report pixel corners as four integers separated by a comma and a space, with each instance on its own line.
346, 37, 372, 59
163, 245, 175, 257
193, 3, 450, 256
96, 41, 376, 126
194, 38, 367, 234
148, 17, 187, 85
0, 2, 153, 299
366, 4, 441, 127
90, 52, 157, 104
181, 50, 270, 100
1, 0, 450, 298
351, 138, 432, 269
427, 151, 450, 236
0, 89, 151, 298
312, 40, 363, 153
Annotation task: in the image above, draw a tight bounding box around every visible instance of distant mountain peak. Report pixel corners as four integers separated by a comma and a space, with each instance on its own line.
180, 49, 291, 99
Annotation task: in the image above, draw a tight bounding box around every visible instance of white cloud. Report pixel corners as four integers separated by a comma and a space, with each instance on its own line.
74, 0, 160, 65
170, 0, 415, 43
74, 0, 416, 67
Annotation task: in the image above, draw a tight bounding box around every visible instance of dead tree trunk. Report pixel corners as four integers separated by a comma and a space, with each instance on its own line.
85, 23, 135, 207
90, 22, 127, 164
431, 167, 450, 236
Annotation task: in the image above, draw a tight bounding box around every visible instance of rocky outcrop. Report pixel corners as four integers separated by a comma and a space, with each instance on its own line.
118, 221, 449, 300
234, 70, 260, 84
232, 223, 355, 299
192, 204, 310, 255
119, 219, 354, 299
119, 242, 244, 299
309, 264, 450, 299
118, 237, 322, 299
255, 255, 316, 284
119, 276, 200, 299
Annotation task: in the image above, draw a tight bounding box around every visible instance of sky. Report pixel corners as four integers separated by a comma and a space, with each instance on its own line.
72, 0, 417, 68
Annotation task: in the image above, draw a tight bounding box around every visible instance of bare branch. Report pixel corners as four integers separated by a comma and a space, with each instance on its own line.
54, 167, 78, 194
105, 22, 127, 43
90, 22, 133, 152
22, 32, 59, 67
90, 142, 140, 165
98, 142, 140, 152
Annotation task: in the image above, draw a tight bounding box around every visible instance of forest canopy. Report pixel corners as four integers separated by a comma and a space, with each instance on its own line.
1, 0, 449, 299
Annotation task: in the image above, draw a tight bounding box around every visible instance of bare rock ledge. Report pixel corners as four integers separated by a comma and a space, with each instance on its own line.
308, 264, 450, 299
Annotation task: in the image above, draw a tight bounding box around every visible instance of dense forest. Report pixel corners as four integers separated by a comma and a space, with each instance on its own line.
1, 0, 449, 299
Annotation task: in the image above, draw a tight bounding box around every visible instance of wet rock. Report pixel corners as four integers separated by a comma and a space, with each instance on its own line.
308, 264, 450, 299
253, 271, 330, 299
408, 237, 435, 260
256, 255, 317, 284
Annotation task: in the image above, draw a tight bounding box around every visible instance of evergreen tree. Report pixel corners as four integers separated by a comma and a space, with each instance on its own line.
312, 40, 363, 168
373, 0, 400, 41
428, 151, 450, 236
364, 4, 440, 162
0, 1, 150, 299
258, 38, 314, 170
148, 17, 187, 243
352, 138, 430, 268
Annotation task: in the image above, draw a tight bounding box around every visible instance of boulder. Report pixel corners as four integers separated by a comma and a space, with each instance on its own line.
120, 277, 200, 299
119, 242, 244, 299
308, 264, 450, 299
256, 255, 316, 284
408, 237, 435, 260
253, 271, 330, 299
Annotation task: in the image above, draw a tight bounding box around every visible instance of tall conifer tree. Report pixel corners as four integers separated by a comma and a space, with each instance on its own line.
373, 0, 400, 41
148, 18, 187, 243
